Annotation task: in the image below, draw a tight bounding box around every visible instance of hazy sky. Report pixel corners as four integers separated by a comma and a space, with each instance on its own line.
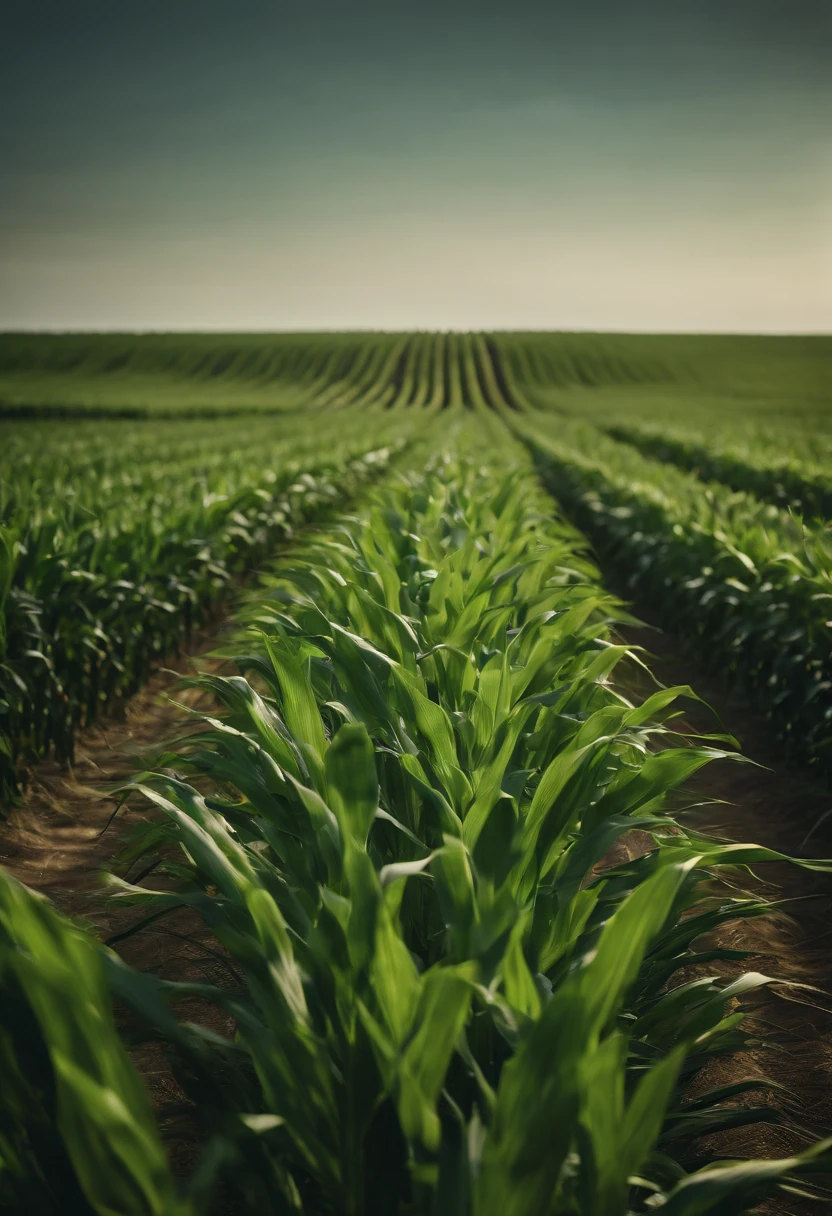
1, 0, 830, 332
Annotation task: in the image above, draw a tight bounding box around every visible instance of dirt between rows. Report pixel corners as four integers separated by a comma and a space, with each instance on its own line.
619, 624, 832, 1212
1, 615, 832, 1208
0, 623, 241, 1177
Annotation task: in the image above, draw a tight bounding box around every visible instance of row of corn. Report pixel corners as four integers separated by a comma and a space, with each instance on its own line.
0, 329, 528, 807
604, 422, 832, 519
0, 410, 422, 808
2, 415, 830, 1213
518, 414, 832, 780
0, 332, 523, 419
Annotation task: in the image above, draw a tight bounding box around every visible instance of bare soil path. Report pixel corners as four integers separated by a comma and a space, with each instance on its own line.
0, 624, 228, 929
623, 622, 832, 1200
0, 624, 237, 1175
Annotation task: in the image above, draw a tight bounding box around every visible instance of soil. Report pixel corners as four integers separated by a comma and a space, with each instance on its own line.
0, 628, 226, 920
2, 611, 831, 1210
620, 622, 832, 1212
0, 622, 239, 1178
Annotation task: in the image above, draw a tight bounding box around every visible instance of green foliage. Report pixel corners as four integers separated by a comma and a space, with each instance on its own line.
605, 422, 832, 518
1, 334, 831, 1212
520, 414, 832, 778
0, 333, 399, 417
2, 421, 825, 1212
0, 332, 520, 419
491, 331, 832, 436
0, 412, 418, 807
0, 870, 191, 1215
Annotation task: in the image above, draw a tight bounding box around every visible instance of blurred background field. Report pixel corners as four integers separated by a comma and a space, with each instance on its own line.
2, 330, 829, 431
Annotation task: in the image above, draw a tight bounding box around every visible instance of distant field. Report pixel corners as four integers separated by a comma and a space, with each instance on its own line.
0, 331, 521, 416
2, 330, 828, 427
0, 331, 397, 415
500, 331, 832, 435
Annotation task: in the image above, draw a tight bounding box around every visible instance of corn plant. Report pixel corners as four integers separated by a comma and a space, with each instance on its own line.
0, 870, 193, 1215
10, 419, 816, 1214
605, 422, 832, 518
518, 413, 832, 780
0, 412, 424, 809
1, 344, 832, 1213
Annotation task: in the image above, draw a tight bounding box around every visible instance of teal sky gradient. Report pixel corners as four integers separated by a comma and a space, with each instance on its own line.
1, 0, 830, 331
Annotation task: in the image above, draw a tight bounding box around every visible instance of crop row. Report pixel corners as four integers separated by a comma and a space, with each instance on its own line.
0, 333, 527, 418
489, 333, 831, 436
2, 330, 828, 426
605, 423, 832, 519
518, 414, 832, 778
2, 329, 830, 810
0, 333, 398, 417
0, 330, 533, 804
2, 416, 830, 1214
0, 411, 424, 805
309, 332, 521, 414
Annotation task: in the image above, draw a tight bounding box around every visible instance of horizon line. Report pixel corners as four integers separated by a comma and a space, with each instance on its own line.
2, 327, 830, 339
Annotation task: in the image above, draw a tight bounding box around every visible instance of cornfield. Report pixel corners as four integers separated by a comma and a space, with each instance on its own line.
1, 332, 831, 1214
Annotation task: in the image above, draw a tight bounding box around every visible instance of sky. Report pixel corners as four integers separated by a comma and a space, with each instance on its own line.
1, 0, 830, 333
